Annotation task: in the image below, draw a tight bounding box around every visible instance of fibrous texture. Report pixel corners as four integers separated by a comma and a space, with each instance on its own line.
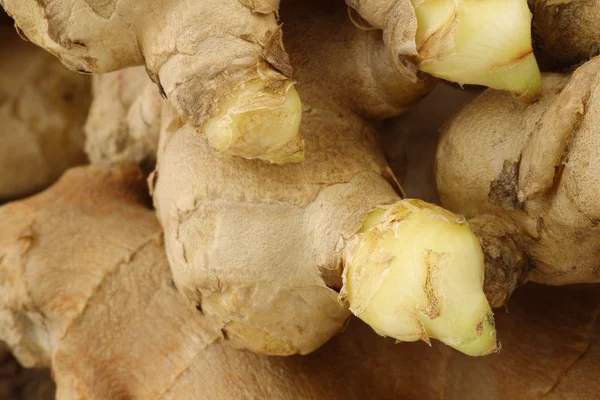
151, 0, 493, 356
436, 56, 600, 306
84, 66, 162, 168
0, 25, 90, 200
0, 166, 598, 399
2, 0, 304, 163
530, 0, 600, 69
346, 0, 542, 100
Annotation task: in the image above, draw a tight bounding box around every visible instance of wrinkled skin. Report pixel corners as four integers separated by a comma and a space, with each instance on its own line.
1, 166, 599, 399
84, 66, 161, 169
2, 0, 306, 162
437, 57, 600, 307
149, 0, 432, 355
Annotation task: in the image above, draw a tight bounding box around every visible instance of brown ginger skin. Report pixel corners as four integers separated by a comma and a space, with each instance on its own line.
530, 0, 600, 69
1, 0, 306, 162
436, 57, 600, 307
1, 165, 599, 399
84, 66, 162, 169
0, 25, 90, 200
345, 0, 542, 100
151, 0, 433, 356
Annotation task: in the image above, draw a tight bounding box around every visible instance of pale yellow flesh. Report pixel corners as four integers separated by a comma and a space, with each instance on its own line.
343, 199, 497, 356
203, 80, 303, 164
412, 0, 542, 101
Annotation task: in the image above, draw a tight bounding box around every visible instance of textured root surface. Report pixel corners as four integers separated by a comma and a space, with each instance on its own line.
151, 0, 434, 356
436, 58, 600, 301
530, 0, 600, 69
0, 25, 90, 200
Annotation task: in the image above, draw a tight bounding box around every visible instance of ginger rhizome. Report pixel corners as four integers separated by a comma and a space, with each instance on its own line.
147, 0, 494, 356
436, 56, 600, 307
0, 25, 90, 200
530, 0, 600, 69
346, 0, 542, 100
343, 200, 495, 356
1, 0, 303, 163
84, 66, 162, 168
0, 166, 598, 399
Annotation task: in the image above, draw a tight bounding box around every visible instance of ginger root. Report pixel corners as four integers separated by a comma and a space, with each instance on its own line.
150, 0, 494, 356
0, 25, 90, 200
346, 0, 542, 100
84, 66, 162, 169
1, 0, 305, 163
530, 0, 600, 69
436, 56, 600, 306
1, 166, 598, 399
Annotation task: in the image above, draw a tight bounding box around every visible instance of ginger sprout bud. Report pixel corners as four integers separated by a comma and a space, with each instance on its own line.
341, 199, 498, 356
203, 79, 303, 164
412, 0, 541, 101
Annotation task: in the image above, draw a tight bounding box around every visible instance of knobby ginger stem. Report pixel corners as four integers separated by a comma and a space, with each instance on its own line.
202, 77, 304, 164
412, 0, 541, 101
341, 199, 497, 356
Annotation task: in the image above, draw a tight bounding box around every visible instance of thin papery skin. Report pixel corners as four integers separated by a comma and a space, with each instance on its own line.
2, 0, 305, 163
436, 57, 600, 307
0, 25, 90, 200
530, 0, 600, 70
346, 0, 542, 100
84, 66, 162, 169
341, 199, 497, 356
151, 0, 433, 356
1, 167, 599, 398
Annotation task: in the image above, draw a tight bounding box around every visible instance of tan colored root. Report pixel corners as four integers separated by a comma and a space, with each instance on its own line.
0, 25, 90, 200
436, 57, 600, 305
84, 66, 162, 168
150, 0, 434, 356
1, 165, 599, 399
346, 0, 541, 99
2, 0, 305, 162
530, 0, 600, 69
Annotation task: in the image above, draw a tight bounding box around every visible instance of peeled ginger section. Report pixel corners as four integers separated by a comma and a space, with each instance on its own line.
412, 0, 541, 101
342, 199, 497, 356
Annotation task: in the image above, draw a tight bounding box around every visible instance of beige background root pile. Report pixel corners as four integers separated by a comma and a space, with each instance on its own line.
0, 25, 90, 200
437, 57, 600, 306
84, 66, 162, 169
1, 0, 304, 160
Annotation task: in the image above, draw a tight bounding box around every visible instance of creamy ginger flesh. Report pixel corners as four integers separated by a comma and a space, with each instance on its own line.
343, 199, 497, 356
203, 81, 303, 164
